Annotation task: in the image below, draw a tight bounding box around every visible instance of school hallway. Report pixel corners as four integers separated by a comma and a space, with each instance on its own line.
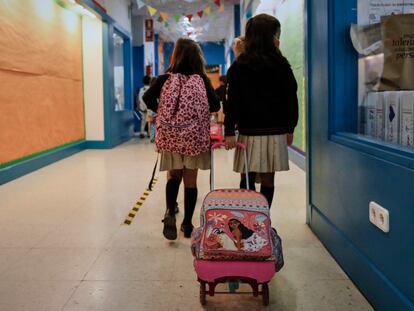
0, 140, 372, 311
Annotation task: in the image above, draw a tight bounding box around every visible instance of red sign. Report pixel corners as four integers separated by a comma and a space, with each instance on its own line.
145, 19, 154, 42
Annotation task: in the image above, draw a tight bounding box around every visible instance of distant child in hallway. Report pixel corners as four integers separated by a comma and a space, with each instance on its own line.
143, 38, 220, 240
147, 77, 158, 143
224, 14, 299, 208
137, 75, 151, 138
232, 36, 245, 59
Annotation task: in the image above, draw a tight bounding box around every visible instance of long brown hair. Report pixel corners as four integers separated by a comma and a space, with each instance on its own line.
239, 14, 288, 65
167, 38, 207, 76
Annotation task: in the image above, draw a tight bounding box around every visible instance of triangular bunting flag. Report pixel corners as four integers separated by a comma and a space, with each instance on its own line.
214, 0, 221, 7
174, 14, 181, 22
219, 4, 225, 13
157, 15, 163, 23
204, 6, 211, 15
197, 10, 203, 18
187, 32, 192, 36
136, 0, 146, 9
164, 22, 169, 28
186, 14, 193, 22
147, 5, 157, 17
160, 12, 169, 22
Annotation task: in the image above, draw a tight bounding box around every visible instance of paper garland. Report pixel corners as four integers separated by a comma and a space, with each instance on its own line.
147, 5, 157, 17
138, 2, 223, 22
160, 12, 169, 22
140, 0, 228, 38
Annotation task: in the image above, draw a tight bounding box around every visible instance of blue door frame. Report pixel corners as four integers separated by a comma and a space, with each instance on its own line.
306, 1, 414, 310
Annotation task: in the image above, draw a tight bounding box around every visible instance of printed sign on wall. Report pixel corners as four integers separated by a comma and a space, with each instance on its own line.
145, 19, 154, 42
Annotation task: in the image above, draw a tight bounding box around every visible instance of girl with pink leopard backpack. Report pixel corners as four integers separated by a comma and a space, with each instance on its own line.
143, 38, 220, 240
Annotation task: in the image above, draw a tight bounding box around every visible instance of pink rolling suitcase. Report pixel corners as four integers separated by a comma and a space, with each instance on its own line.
191, 142, 280, 306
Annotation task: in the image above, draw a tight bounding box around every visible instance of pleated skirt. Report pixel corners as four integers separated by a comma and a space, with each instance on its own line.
234, 135, 289, 173
159, 151, 211, 171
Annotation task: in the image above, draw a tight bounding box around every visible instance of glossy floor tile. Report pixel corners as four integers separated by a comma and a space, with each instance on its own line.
0, 139, 373, 310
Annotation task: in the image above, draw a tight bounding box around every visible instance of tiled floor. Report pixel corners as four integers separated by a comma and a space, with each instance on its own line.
0, 139, 373, 311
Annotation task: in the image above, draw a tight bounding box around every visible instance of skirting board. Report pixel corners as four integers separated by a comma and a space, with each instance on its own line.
0, 141, 86, 185
310, 205, 414, 311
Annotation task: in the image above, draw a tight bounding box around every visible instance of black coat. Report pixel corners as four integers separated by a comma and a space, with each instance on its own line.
224, 57, 299, 136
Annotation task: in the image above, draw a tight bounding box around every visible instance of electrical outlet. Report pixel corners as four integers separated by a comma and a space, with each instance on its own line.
369, 202, 390, 233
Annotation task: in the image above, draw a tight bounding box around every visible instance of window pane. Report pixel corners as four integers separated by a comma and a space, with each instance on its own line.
355, 1, 414, 149
113, 32, 125, 111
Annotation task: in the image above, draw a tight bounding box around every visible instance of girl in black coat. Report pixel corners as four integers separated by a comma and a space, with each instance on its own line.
224, 14, 299, 207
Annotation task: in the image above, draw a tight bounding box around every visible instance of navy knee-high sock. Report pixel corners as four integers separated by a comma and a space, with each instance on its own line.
165, 179, 180, 216
183, 188, 198, 225
240, 173, 256, 191
260, 186, 275, 208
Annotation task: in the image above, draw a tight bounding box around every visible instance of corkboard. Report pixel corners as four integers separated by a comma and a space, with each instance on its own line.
0, 0, 85, 165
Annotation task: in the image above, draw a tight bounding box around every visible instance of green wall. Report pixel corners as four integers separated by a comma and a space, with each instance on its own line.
277, 0, 306, 151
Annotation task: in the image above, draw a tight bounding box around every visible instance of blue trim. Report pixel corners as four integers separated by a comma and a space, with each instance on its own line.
305, 0, 312, 225
331, 133, 414, 170
311, 206, 414, 311
102, 22, 112, 145
0, 141, 86, 185
124, 33, 133, 111
234, 4, 241, 37
102, 16, 134, 148
154, 34, 159, 76
328, 1, 358, 136
288, 147, 306, 171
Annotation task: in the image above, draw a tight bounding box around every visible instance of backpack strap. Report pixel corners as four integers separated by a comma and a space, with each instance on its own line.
147, 153, 159, 191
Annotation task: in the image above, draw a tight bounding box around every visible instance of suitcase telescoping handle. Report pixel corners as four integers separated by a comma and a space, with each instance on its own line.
210, 142, 250, 191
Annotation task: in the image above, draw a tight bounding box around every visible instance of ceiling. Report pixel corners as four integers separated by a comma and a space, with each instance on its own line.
132, 0, 240, 42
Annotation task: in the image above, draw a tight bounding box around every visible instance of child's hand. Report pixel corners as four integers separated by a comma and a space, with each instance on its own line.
225, 136, 237, 150
287, 133, 294, 146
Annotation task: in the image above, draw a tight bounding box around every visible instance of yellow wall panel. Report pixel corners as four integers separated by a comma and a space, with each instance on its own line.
0, 0, 85, 165
0, 70, 84, 164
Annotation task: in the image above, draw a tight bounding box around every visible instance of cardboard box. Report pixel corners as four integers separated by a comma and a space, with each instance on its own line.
384, 91, 400, 144
365, 92, 377, 138
400, 91, 414, 148
376, 92, 386, 141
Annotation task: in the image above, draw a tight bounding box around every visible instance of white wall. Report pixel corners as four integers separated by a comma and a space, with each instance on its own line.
82, 17, 105, 141
102, 0, 132, 33
132, 15, 144, 46
144, 41, 155, 76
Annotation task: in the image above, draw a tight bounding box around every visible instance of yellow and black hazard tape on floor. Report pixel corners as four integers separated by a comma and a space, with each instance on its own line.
124, 177, 158, 225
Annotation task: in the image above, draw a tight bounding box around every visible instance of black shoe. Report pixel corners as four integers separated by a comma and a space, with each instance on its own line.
162, 212, 177, 240
180, 223, 194, 238
174, 202, 179, 214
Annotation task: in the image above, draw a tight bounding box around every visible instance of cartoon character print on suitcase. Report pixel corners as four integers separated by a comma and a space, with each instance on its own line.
196, 189, 273, 261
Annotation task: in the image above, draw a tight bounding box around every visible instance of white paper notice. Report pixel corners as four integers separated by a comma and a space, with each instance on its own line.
358, 0, 414, 25
368, 0, 414, 24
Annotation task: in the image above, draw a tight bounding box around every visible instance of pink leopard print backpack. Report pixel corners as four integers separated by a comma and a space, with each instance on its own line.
156, 73, 210, 156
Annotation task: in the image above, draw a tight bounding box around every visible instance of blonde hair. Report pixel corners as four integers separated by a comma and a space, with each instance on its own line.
232, 36, 245, 58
